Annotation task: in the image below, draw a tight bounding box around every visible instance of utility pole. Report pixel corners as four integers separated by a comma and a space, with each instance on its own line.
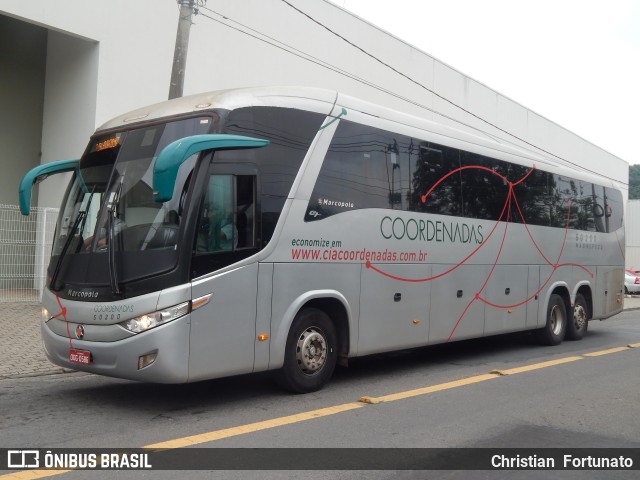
169, 0, 196, 100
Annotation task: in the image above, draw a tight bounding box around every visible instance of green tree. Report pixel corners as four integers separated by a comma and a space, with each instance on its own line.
629, 165, 640, 199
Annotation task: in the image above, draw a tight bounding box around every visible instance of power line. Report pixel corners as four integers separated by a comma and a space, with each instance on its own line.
278, 0, 622, 184
197, 7, 527, 150
197, 2, 621, 184
199, 7, 425, 108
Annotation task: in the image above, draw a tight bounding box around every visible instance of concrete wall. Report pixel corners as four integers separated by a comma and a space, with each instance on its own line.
0, 0, 629, 213
626, 200, 640, 270
184, 0, 628, 194
38, 31, 99, 208
0, 15, 47, 206
1, 0, 176, 207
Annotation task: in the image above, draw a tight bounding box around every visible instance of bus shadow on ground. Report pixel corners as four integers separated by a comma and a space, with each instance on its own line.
333, 330, 581, 382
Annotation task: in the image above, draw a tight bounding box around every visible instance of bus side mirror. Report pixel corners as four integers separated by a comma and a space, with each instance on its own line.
153, 134, 269, 202
18, 159, 79, 215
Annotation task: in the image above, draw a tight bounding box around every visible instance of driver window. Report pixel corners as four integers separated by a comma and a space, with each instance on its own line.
196, 174, 255, 253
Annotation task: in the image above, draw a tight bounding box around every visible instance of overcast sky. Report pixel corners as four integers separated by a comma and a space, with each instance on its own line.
329, 0, 640, 166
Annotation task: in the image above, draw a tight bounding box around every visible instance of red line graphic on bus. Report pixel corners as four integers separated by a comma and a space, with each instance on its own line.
52, 293, 73, 349
365, 164, 595, 341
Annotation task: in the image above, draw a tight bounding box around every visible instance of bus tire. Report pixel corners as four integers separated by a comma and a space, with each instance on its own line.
534, 294, 566, 346
566, 293, 589, 341
274, 308, 338, 394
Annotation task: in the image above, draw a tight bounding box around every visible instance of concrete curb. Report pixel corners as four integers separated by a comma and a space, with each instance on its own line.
0, 368, 79, 381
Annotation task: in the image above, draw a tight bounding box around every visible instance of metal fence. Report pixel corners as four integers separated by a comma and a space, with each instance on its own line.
0, 204, 59, 302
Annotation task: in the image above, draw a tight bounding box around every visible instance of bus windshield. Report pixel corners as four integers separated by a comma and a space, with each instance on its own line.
50, 116, 214, 294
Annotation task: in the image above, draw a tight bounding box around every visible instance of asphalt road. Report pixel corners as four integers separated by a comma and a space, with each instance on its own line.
1, 310, 639, 479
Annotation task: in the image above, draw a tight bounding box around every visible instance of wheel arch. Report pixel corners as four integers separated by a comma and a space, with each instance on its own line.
539, 282, 571, 327
270, 290, 352, 370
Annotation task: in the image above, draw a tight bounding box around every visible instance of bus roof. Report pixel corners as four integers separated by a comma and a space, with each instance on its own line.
97, 86, 338, 132
96, 86, 614, 189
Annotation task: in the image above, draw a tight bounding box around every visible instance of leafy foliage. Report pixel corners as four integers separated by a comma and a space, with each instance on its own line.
630, 165, 640, 199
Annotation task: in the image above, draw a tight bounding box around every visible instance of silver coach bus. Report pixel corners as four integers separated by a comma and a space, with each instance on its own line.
20, 87, 625, 393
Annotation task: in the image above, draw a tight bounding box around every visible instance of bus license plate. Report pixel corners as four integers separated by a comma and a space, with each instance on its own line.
69, 349, 91, 365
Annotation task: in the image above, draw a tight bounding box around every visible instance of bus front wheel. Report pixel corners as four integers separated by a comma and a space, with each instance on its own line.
275, 308, 338, 394
534, 294, 566, 346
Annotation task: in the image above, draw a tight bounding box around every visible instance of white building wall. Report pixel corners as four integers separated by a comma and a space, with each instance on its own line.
38, 31, 99, 208
182, 0, 628, 195
626, 200, 640, 270
0, 15, 46, 206
1, 0, 178, 143
0, 0, 629, 211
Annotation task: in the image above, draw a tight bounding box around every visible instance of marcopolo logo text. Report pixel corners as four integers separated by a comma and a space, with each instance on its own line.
66, 288, 99, 299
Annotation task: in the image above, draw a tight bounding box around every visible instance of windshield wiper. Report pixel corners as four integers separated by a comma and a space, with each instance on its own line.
49, 186, 97, 290
107, 207, 121, 295
107, 178, 124, 296
49, 211, 85, 290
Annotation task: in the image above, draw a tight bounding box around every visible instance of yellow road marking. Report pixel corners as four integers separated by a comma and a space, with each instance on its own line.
366, 373, 498, 403
144, 402, 363, 449
2, 342, 637, 479
490, 356, 583, 376
0, 471, 70, 479
583, 346, 630, 357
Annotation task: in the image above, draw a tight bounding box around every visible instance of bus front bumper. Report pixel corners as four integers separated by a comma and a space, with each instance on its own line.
41, 314, 191, 383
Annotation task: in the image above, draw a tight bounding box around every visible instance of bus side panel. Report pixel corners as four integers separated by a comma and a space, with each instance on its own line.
188, 263, 258, 382
526, 266, 541, 329
428, 265, 487, 343
269, 263, 360, 370
254, 262, 274, 372
594, 265, 624, 318
483, 265, 528, 335
358, 264, 430, 356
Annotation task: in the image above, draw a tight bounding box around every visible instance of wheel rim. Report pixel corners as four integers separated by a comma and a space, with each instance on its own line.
550, 305, 563, 335
573, 304, 587, 330
296, 327, 328, 375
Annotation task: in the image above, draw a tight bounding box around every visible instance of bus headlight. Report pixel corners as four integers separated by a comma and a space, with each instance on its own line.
119, 302, 190, 334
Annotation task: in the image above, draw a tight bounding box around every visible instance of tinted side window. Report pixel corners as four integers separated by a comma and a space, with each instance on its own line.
572, 180, 597, 232
306, 119, 621, 234
460, 152, 510, 221
220, 107, 324, 244
411, 142, 462, 217
551, 174, 580, 229
606, 187, 624, 232
511, 168, 554, 226
306, 121, 395, 220
307, 121, 463, 221
511, 169, 618, 233
590, 183, 608, 233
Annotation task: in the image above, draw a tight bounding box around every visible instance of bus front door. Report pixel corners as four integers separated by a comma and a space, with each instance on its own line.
188, 164, 260, 381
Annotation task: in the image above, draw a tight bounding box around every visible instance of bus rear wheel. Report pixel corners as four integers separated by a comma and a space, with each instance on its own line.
274, 308, 338, 393
566, 293, 589, 341
534, 293, 566, 346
